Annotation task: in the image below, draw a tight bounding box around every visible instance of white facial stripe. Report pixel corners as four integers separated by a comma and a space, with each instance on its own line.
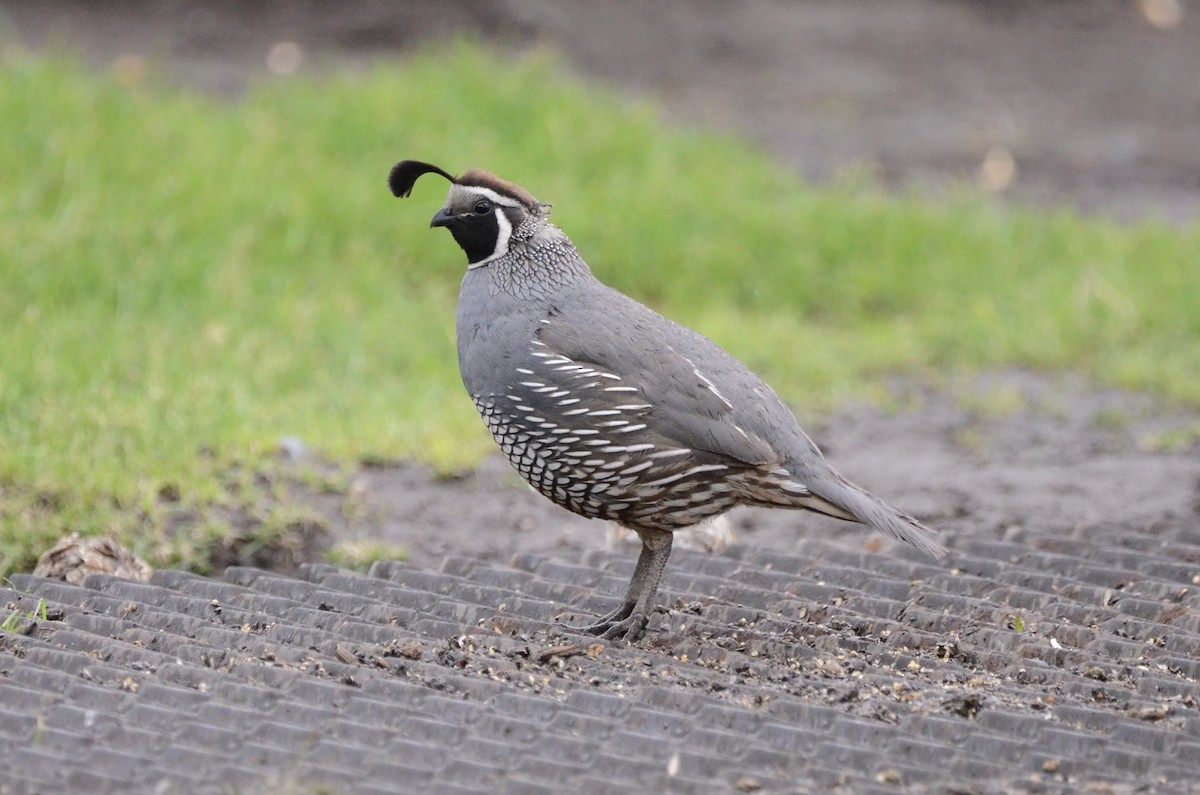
447, 184, 523, 209
466, 207, 512, 270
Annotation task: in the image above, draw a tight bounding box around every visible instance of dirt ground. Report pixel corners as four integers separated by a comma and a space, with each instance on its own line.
330, 371, 1200, 571
3, 1, 1198, 569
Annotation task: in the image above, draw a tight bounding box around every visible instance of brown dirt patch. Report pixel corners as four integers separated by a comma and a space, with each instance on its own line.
323, 371, 1200, 570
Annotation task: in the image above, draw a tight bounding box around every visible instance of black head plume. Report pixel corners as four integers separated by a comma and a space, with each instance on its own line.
388, 160, 457, 198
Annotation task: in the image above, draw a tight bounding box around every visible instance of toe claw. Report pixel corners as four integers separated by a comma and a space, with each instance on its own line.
595, 613, 649, 642
573, 601, 659, 642
578, 601, 635, 636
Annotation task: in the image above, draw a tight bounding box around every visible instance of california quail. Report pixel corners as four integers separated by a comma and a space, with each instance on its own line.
389, 160, 946, 641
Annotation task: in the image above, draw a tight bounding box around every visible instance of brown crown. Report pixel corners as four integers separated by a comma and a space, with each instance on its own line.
457, 169, 540, 212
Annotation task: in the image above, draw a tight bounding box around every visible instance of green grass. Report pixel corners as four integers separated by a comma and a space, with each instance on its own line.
1, 43, 1198, 576
1, 597, 47, 634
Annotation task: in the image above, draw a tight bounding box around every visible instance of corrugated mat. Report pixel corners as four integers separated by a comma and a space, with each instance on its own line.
2, 522, 1199, 794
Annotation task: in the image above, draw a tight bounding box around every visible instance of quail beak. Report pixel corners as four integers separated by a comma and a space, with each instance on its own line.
430, 207, 456, 228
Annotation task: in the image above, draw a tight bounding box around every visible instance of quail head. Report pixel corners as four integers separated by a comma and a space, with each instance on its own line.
389, 160, 946, 642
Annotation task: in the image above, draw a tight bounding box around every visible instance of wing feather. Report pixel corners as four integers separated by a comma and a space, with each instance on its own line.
536, 294, 784, 467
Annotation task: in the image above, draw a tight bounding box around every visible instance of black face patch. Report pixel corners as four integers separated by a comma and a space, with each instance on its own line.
447, 212, 501, 264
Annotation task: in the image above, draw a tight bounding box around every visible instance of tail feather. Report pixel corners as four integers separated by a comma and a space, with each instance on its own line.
804, 472, 947, 560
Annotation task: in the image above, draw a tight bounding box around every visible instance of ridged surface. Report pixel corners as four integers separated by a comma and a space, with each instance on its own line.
3, 522, 1200, 794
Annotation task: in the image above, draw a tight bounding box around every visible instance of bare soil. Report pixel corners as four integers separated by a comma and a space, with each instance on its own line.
3, 1, 1198, 568
332, 371, 1200, 570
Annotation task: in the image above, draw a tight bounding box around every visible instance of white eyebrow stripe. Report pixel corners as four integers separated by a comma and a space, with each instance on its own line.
449, 184, 523, 209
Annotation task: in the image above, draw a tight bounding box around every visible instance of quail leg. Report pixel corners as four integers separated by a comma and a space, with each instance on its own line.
581, 528, 673, 642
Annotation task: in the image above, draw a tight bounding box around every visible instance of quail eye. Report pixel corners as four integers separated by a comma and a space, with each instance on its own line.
473, 200, 493, 215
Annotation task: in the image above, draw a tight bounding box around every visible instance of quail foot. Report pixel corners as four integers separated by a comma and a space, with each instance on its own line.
389, 160, 946, 642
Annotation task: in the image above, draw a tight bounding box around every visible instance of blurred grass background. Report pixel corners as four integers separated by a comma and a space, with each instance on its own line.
1, 44, 1198, 576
